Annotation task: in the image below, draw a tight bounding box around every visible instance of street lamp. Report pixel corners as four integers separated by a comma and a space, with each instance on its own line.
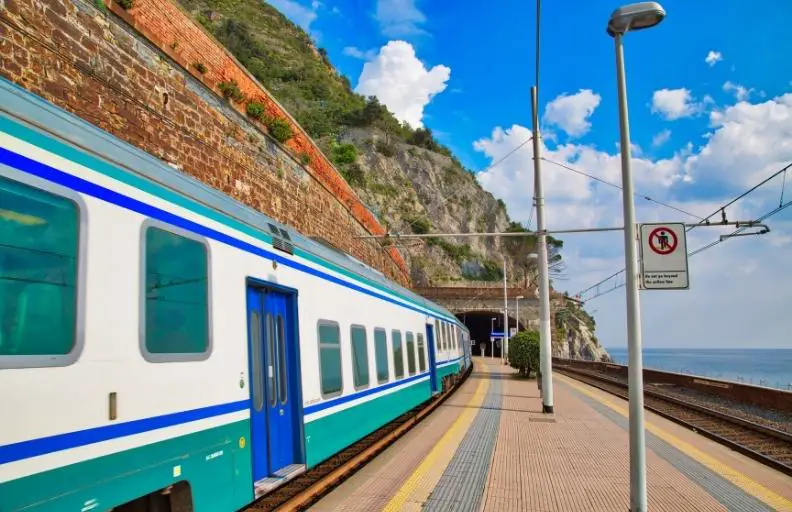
503, 258, 509, 365
490, 317, 496, 358
607, 3, 665, 512
514, 295, 524, 334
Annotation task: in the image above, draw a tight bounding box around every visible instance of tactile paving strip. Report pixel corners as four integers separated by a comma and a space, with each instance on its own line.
422, 372, 503, 511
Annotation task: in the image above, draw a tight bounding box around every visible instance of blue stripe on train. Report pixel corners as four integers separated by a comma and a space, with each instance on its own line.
0, 400, 249, 465
0, 147, 449, 322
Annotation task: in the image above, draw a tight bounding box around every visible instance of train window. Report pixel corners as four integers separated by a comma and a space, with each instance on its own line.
0, 176, 80, 367
391, 330, 404, 379
318, 321, 342, 397
417, 333, 426, 372
250, 310, 264, 411
406, 332, 416, 375
351, 325, 369, 389
434, 319, 441, 350
374, 328, 389, 383
142, 225, 210, 360
277, 315, 287, 404
266, 314, 276, 406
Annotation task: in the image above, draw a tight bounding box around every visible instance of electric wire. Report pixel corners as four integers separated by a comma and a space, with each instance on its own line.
577, 161, 792, 300
542, 158, 703, 220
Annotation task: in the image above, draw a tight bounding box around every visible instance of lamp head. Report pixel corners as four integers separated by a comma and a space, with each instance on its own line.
607, 2, 665, 37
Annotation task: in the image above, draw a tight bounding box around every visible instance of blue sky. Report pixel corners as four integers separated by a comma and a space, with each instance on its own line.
269, 0, 792, 349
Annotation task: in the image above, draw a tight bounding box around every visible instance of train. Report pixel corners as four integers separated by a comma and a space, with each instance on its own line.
0, 76, 472, 512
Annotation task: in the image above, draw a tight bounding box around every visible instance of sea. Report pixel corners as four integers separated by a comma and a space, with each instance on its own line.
606, 348, 792, 391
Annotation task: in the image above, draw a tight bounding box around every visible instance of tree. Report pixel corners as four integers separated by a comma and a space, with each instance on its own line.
508, 330, 541, 377
503, 222, 566, 286
503, 222, 538, 288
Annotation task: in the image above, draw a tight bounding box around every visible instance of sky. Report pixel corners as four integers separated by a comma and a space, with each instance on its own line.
267, 0, 792, 350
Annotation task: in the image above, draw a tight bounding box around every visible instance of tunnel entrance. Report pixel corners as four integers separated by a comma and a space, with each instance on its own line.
456, 311, 519, 358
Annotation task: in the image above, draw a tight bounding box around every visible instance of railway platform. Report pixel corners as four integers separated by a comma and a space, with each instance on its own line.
312, 358, 792, 511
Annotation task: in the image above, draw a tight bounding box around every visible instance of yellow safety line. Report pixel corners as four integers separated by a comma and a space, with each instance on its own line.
382, 362, 489, 512
557, 373, 792, 512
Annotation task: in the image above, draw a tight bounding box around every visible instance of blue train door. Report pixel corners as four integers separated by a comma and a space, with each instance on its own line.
247, 286, 300, 481
426, 324, 438, 393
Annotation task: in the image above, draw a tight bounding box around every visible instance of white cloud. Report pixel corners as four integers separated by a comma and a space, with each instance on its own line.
652, 128, 672, 148
542, 89, 601, 138
474, 91, 792, 350
705, 50, 723, 66
343, 46, 377, 60
723, 81, 754, 101
266, 0, 319, 31
651, 88, 705, 120
684, 93, 792, 186
375, 0, 426, 38
354, 41, 450, 128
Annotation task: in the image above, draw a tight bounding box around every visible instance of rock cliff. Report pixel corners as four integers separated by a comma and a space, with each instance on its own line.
176, 0, 608, 361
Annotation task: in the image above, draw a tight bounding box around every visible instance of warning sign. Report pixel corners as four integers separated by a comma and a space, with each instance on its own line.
639, 223, 689, 290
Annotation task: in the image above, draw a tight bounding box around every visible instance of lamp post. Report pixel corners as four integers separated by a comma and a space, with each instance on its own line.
607, 3, 666, 511
514, 295, 524, 334
503, 258, 509, 364
530, 87, 554, 414
490, 317, 496, 359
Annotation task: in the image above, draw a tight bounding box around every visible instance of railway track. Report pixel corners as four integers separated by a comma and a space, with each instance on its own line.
556, 365, 792, 477
243, 368, 471, 511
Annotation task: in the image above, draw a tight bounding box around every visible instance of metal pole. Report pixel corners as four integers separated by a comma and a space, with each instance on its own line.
531, 86, 554, 414
614, 33, 647, 512
503, 259, 509, 364
515, 297, 520, 334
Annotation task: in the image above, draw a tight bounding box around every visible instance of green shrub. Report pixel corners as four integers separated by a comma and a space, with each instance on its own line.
117, 0, 133, 9
193, 62, 207, 74
405, 215, 431, 234
509, 330, 540, 377
218, 80, 245, 102
246, 102, 265, 119
332, 143, 358, 166
94, 0, 107, 13
299, 152, 312, 165
340, 162, 366, 187
267, 117, 293, 143
375, 140, 396, 157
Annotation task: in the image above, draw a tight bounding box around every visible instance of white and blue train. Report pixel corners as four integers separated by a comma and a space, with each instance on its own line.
0, 76, 472, 511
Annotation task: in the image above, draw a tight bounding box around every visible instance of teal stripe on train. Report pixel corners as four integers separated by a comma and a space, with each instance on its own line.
438, 362, 461, 380
304, 379, 432, 466
0, 421, 252, 512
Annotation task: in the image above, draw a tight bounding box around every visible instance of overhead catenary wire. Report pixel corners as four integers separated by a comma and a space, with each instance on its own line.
577, 161, 792, 300
541, 157, 703, 221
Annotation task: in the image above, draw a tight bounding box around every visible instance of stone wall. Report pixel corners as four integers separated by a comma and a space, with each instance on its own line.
0, 0, 409, 285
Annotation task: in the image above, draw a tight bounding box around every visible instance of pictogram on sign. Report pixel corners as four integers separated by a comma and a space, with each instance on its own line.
648, 227, 678, 255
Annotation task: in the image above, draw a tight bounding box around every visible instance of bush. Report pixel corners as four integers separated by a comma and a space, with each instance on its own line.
218, 80, 245, 102
246, 102, 265, 119
332, 143, 358, 166
117, 0, 133, 9
405, 215, 431, 235
375, 140, 396, 157
193, 62, 207, 74
340, 162, 366, 187
509, 330, 540, 377
267, 117, 293, 143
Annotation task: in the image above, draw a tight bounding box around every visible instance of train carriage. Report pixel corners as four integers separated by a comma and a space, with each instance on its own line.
0, 77, 469, 512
